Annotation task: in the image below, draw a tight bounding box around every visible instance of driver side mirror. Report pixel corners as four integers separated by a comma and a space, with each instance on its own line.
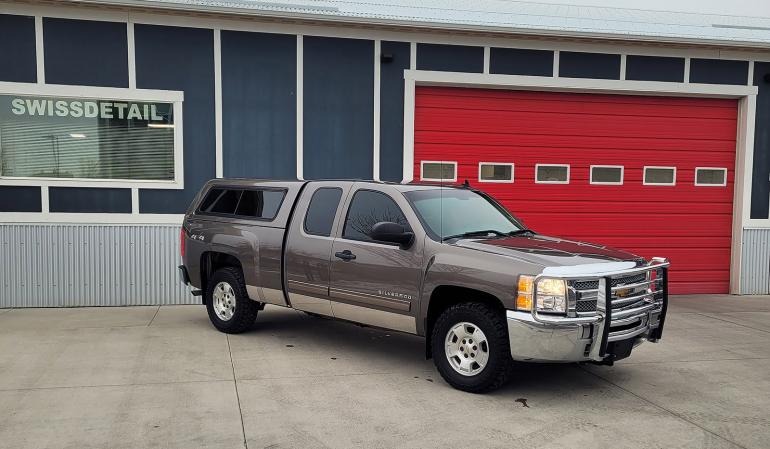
370, 221, 414, 248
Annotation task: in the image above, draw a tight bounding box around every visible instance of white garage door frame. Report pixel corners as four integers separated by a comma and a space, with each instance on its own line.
401, 69, 758, 294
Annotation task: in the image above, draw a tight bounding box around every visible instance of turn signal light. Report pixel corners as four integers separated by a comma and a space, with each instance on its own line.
516, 275, 534, 311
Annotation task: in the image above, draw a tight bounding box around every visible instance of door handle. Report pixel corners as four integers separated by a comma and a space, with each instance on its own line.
335, 250, 356, 261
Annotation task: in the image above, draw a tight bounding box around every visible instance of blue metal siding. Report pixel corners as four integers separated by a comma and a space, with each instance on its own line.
221, 30, 297, 179
559, 51, 621, 80
379, 40, 410, 182
303, 36, 374, 180
690, 58, 749, 85
490, 48, 553, 77
0, 186, 41, 212
417, 43, 483, 73
49, 187, 131, 213
134, 25, 215, 213
751, 62, 770, 219
626, 55, 685, 82
43, 18, 128, 87
0, 14, 37, 83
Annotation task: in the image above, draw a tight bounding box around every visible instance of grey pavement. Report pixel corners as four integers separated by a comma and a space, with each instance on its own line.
0, 296, 768, 449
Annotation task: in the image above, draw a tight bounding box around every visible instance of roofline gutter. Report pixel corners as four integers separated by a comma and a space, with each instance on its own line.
64, 0, 770, 50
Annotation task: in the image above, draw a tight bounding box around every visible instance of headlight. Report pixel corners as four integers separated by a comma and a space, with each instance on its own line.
516, 275, 567, 314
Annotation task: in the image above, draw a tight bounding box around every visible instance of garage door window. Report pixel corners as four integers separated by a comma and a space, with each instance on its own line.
644, 167, 676, 186
695, 168, 727, 186
421, 161, 457, 182
590, 166, 624, 185
535, 164, 570, 184
479, 163, 514, 183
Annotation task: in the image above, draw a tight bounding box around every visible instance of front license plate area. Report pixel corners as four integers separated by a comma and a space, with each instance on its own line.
606, 338, 635, 361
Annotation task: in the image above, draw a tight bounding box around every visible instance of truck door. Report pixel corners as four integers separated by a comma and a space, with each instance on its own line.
328, 184, 424, 334
284, 182, 351, 316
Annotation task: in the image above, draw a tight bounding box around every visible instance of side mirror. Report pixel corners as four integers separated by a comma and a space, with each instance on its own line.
370, 221, 414, 248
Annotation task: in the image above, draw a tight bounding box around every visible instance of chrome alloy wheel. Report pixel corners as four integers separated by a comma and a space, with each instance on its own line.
212, 281, 236, 321
444, 322, 490, 376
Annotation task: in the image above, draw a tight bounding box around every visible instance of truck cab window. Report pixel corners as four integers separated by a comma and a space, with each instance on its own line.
343, 190, 410, 243
304, 187, 343, 236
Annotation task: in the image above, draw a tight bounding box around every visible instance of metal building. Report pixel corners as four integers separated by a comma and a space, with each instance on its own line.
1, 0, 770, 307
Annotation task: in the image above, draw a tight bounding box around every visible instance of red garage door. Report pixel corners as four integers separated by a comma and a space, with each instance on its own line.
413, 87, 738, 294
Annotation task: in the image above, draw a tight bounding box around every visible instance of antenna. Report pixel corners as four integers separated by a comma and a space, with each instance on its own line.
463, 179, 470, 188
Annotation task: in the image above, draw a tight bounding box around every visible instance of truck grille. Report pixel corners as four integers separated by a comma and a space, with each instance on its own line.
569, 269, 665, 342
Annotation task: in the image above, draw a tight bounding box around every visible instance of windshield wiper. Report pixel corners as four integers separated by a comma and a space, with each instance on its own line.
442, 230, 508, 241
507, 229, 536, 236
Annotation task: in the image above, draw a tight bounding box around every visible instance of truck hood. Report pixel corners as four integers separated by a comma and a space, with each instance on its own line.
452, 234, 644, 268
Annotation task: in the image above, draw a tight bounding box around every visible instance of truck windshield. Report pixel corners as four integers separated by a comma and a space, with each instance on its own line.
403, 188, 528, 241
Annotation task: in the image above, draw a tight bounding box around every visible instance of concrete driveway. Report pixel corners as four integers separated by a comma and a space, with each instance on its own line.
0, 295, 768, 449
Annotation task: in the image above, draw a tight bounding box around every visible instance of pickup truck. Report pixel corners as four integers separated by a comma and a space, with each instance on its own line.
179, 179, 669, 392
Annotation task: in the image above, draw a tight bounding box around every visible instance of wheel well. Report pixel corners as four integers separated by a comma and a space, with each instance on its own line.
200, 251, 243, 303
424, 285, 505, 359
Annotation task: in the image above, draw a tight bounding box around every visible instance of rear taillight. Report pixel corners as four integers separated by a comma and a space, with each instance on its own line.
180, 227, 185, 258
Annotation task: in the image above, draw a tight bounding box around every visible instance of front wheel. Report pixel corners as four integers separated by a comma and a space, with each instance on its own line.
431, 303, 514, 393
205, 267, 259, 334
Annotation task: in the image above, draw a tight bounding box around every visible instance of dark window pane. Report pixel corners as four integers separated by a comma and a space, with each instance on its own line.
304, 187, 343, 236
210, 189, 241, 214
591, 166, 623, 184
343, 190, 409, 242
200, 188, 224, 211
236, 189, 284, 219
696, 168, 726, 186
644, 167, 675, 185
536, 165, 569, 183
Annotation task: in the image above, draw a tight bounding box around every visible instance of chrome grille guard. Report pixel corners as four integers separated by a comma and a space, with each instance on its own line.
530, 257, 670, 361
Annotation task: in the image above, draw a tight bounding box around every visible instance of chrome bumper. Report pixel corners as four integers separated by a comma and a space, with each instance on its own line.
506, 258, 669, 363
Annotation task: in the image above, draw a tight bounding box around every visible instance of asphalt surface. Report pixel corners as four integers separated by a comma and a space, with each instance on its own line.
0, 295, 768, 449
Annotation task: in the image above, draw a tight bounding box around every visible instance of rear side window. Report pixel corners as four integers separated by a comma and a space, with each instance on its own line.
304, 188, 343, 236
343, 190, 410, 243
198, 187, 285, 220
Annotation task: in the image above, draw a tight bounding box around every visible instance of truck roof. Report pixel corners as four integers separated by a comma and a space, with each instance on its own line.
204, 178, 469, 192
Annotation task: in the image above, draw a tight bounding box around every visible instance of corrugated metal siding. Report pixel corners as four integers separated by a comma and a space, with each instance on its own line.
741, 229, 770, 295
0, 224, 194, 307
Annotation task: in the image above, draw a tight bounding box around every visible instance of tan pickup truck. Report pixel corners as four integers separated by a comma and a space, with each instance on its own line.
179, 179, 670, 392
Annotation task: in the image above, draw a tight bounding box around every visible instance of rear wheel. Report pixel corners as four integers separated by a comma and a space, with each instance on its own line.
431, 302, 514, 393
205, 267, 259, 334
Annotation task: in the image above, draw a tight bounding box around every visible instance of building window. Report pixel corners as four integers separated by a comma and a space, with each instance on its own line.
0, 87, 183, 189
535, 164, 570, 184
421, 161, 457, 182
590, 165, 623, 185
643, 166, 676, 186
695, 167, 727, 186
478, 163, 514, 183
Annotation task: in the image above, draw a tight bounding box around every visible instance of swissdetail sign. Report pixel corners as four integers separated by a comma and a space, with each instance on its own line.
9, 97, 167, 121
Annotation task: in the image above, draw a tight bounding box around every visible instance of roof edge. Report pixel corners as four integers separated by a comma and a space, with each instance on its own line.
62, 0, 770, 50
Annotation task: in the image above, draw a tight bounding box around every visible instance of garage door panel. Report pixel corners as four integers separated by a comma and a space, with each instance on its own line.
597, 236, 732, 249
492, 201, 733, 215
416, 111, 737, 141
415, 133, 737, 153
417, 96, 738, 120
418, 87, 737, 110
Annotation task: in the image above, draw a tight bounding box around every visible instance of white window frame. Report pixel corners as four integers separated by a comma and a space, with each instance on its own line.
643, 166, 677, 186
694, 167, 728, 187
590, 165, 624, 185
420, 160, 457, 182
535, 163, 570, 184
0, 82, 185, 189
478, 162, 514, 183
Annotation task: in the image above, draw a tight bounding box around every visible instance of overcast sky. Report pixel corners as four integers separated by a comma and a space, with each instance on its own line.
531, 0, 770, 18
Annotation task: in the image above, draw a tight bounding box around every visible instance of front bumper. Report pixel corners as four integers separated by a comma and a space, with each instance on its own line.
506, 258, 669, 363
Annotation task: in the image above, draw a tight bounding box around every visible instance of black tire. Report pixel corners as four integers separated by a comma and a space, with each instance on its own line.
205, 267, 260, 334
431, 302, 514, 393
